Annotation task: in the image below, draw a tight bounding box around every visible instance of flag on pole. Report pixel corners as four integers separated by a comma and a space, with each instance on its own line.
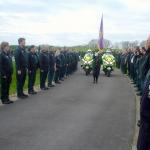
98, 14, 104, 50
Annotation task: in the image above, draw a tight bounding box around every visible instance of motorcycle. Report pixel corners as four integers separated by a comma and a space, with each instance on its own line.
81, 59, 93, 76
102, 58, 115, 77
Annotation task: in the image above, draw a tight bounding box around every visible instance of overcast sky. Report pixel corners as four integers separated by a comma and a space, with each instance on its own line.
0, 0, 150, 46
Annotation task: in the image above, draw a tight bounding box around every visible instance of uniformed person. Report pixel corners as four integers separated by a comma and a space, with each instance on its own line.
28, 45, 38, 94
137, 36, 150, 150
39, 45, 49, 90
59, 50, 65, 81
120, 51, 127, 74
14, 38, 28, 98
0, 42, 13, 104
54, 49, 61, 84
140, 39, 150, 94
48, 49, 55, 87
66, 50, 71, 77
137, 72, 150, 150
92, 53, 102, 83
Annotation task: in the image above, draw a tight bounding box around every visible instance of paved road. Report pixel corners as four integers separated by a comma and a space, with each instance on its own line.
0, 68, 135, 150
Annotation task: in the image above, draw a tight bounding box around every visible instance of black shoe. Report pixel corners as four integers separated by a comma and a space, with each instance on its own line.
18, 95, 26, 99
41, 87, 48, 90
7, 99, 14, 103
55, 81, 61, 84
18, 94, 28, 99
33, 91, 37, 94
29, 91, 37, 95
2, 100, 12, 104
22, 93, 29, 98
137, 120, 141, 127
48, 84, 55, 87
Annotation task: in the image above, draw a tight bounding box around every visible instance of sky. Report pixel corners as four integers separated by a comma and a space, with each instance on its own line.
0, 0, 150, 46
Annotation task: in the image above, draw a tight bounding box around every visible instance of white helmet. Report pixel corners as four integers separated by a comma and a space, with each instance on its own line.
106, 49, 111, 53
87, 49, 92, 53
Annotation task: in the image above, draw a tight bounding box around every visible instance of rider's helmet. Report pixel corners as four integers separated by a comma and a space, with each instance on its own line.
105, 49, 112, 54
87, 49, 92, 53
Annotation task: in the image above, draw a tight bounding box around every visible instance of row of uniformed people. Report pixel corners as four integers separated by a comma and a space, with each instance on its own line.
115, 35, 150, 150
0, 38, 79, 104
115, 46, 149, 96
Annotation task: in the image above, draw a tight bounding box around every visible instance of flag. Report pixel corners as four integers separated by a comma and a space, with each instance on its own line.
98, 14, 104, 50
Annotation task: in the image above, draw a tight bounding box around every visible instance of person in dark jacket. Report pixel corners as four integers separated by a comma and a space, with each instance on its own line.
48, 49, 55, 87
54, 50, 61, 84
0, 42, 13, 104
92, 53, 101, 83
39, 45, 49, 90
59, 51, 65, 81
137, 36, 150, 150
137, 73, 150, 150
14, 38, 28, 99
28, 45, 38, 94
140, 46, 150, 94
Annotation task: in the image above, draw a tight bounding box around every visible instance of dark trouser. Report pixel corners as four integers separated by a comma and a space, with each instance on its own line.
93, 69, 100, 83
137, 122, 150, 150
140, 79, 145, 94
48, 69, 55, 85
28, 70, 36, 92
16, 69, 26, 96
60, 66, 65, 79
63, 66, 66, 77
40, 70, 48, 89
1, 75, 12, 102
54, 69, 60, 82
93, 74, 100, 83
66, 66, 69, 76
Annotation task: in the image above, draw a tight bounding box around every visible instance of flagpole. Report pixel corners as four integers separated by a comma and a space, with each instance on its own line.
98, 14, 104, 52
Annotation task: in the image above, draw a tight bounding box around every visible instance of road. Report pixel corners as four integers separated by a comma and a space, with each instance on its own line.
0, 68, 135, 150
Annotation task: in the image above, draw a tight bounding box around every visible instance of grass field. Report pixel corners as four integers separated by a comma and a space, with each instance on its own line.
10, 62, 41, 95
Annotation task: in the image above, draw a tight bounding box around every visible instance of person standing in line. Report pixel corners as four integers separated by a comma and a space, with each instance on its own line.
14, 38, 28, 99
0, 42, 14, 104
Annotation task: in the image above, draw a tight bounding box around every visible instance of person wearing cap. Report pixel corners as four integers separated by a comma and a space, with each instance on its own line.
0, 42, 13, 104
59, 50, 66, 81
54, 49, 61, 84
48, 48, 55, 87
28, 45, 38, 94
137, 35, 150, 150
39, 45, 49, 90
14, 38, 28, 99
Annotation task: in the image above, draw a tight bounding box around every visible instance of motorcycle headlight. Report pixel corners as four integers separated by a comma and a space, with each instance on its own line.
88, 60, 93, 64
104, 61, 113, 65
104, 61, 109, 65
83, 61, 87, 64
